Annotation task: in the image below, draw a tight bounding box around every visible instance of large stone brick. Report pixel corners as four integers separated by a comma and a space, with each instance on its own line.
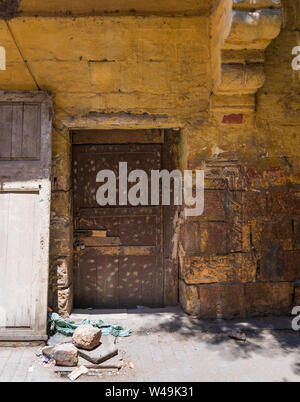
198, 284, 245, 319
244, 190, 267, 220
266, 188, 300, 218
294, 285, 300, 307
51, 191, 71, 220
201, 190, 227, 221
292, 219, 300, 250
181, 221, 227, 254
179, 280, 200, 316
181, 221, 200, 252
260, 250, 300, 282
228, 222, 251, 253
245, 282, 293, 316
50, 220, 73, 258
182, 253, 257, 284
51, 130, 71, 191
198, 222, 228, 254
251, 220, 293, 252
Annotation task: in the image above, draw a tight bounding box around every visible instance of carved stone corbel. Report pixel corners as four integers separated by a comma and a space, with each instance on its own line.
211, 0, 282, 118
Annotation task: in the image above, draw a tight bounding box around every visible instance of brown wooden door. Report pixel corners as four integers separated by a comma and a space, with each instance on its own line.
73, 144, 164, 308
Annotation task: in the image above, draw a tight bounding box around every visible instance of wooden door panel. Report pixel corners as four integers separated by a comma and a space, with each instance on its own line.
119, 255, 162, 308
77, 207, 160, 246
73, 144, 162, 209
74, 248, 120, 309
0, 102, 41, 160
0, 192, 39, 328
73, 143, 164, 308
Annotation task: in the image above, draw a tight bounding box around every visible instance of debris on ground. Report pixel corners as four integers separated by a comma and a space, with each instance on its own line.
73, 324, 102, 350
42, 345, 54, 358
227, 329, 247, 342
68, 365, 88, 381
49, 312, 132, 337
78, 354, 123, 369
53, 343, 78, 367
34, 312, 134, 380
76, 335, 118, 364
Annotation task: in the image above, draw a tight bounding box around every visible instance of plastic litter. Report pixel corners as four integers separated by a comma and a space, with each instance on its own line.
48, 312, 132, 338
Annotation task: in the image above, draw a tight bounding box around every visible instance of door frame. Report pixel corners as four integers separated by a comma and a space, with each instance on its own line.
71, 129, 181, 307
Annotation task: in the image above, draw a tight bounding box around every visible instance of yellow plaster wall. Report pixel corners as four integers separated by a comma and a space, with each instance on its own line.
0, 16, 211, 125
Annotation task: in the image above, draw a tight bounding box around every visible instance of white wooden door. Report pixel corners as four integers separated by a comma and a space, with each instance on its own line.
0, 192, 39, 329
0, 91, 52, 340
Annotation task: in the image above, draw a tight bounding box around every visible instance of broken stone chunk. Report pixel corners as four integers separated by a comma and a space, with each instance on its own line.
76, 335, 118, 364
42, 345, 55, 359
53, 343, 78, 367
72, 325, 102, 350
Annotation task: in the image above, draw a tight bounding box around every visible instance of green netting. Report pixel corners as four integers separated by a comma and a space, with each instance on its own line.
49, 312, 132, 337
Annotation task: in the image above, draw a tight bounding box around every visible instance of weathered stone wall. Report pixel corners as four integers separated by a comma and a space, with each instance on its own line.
1, 0, 300, 318
180, 0, 300, 318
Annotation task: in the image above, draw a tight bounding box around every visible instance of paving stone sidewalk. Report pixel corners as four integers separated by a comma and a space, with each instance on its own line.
1, 309, 300, 382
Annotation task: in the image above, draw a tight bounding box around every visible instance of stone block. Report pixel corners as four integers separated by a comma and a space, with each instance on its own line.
245, 282, 293, 316
53, 343, 78, 367
198, 284, 245, 319
201, 190, 227, 221
50, 220, 72, 258
198, 222, 228, 254
294, 285, 300, 306
244, 189, 267, 220
182, 253, 257, 284
251, 220, 293, 252
51, 130, 71, 191
266, 188, 300, 218
73, 325, 102, 350
260, 250, 300, 282
179, 280, 200, 316
51, 191, 71, 219
76, 336, 118, 364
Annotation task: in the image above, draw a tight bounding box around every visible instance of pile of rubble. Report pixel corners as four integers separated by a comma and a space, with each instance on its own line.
38, 324, 124, 381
